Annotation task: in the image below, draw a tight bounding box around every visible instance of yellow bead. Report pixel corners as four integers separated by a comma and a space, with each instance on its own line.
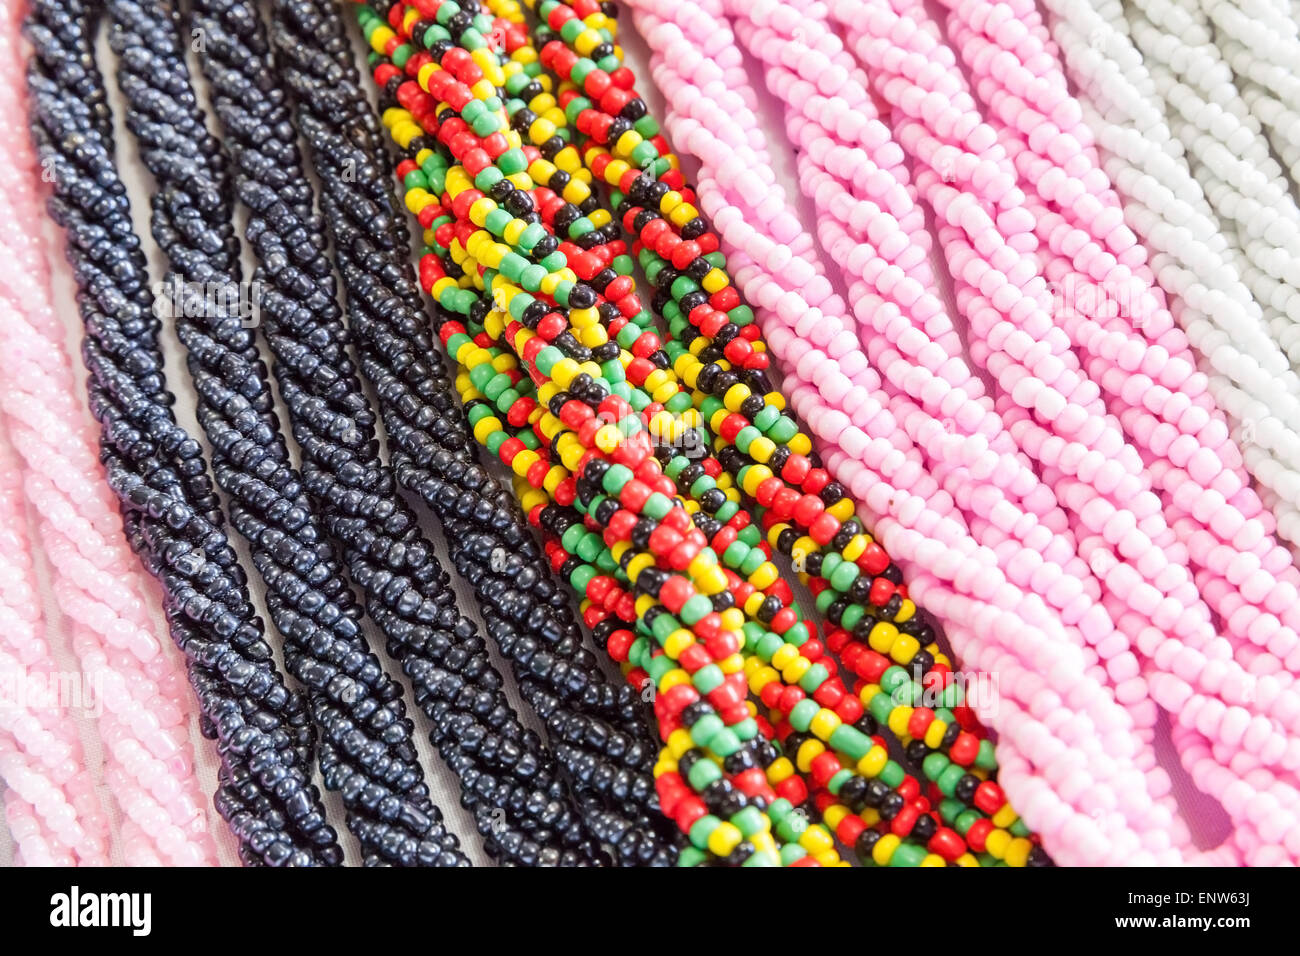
1005, 838, 1033, 867
920, 854, 946, 867
795, 739, 825, 773
626, 553, 655, 584
717, 653, 744, 674
667, 729, 694, 759
749, 666, 779, 695
781, 656, 810, 685
770, 643, 798, 670
924, 720, 947, 749
822, 805, 848, 830
659, 669, 691, 691
890, 634, 921, 665
748, 561, 778, 590
992, 805, 1018, 829
984, 828, 1012, 859
857, 744, 888, 778
809, 708, 841, 741
701, 268, 728, 294
868, 621, 899, 654
871, 833, 900, 866
748, 436, 776, 462
766, 757, 794, 783
663, 628, 694, 659
707, 822, 742, 857
826, 497, 855, 521
510, 450, 539, 478
887, 705, 913, 738
955, 853, 980, 867
799, 825, 834, 855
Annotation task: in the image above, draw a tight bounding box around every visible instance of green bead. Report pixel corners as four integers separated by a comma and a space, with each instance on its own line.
799, 662, 830, 694
560, 524, 586, 552
788, 697, 819, 732
733, 425, 760, 453
923, 753, 951, 783
642, 492, 673, 520
692, 663, 724, 695
975, 739, 998, 771
485, 208, 512, 236
937, 764, 966, 797
687, 757, 722, 791
687, 814, 719, 850
688, 713, 724, 747
602, 463, 633, 493
840, 603, 864, 632
756, 631, 783, 660
880, 666, 910, 695
630, 140, 659, 167
634, 115, 660, 138
732, 806, 765, 838
868, 691, 893, 725
518, 221, 547, 251
679, 594, 713, 626
707, 727, 741, 757
769, 416, 799, 443
890, 843, 927, 867
498, 148, 528, 175
879, 760, 904, 788
569, 564, 595, 593
829, 723, 870, 760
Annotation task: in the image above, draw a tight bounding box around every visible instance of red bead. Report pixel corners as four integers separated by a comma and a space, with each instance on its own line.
965, 818, 994, 853
973, 781, 1006, 815
928, 826, 966, 862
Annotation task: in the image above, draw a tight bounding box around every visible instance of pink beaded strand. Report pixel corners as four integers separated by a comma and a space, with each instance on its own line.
627, 0, 1171, 864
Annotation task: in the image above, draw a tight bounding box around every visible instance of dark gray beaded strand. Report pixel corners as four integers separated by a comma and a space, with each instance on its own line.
24, 0, 338, 866
270, 0, 680, 864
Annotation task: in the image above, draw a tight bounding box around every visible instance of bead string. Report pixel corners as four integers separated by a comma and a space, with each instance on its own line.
266, 0, 681, 868
1041, 0, 1300, 864
26, 0, 342, 865
361, 0, 1050, 868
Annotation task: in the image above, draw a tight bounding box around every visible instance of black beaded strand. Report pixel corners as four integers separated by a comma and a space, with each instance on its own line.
104, 0, 475, 866
24, 0, 338, 866
177, 0, 607, 863
270, 0, 679, 863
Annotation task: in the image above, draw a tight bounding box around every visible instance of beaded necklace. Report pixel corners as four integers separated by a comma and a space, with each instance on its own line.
362, 0, 1049, 865
27, 0, 341, 866
270, 0, 677, 865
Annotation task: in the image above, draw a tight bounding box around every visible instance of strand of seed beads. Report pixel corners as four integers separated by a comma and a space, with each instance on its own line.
1050, 0, 1300, 555
716, 0, 1121, 694
496, 0, 1066, 868
936, 0, 1300, 743
277, 0, 676, 865
616, 0, 1066, 852
387, 0, 1045, 868
27, 0, 342, 865
533, 1, 1102, 868
616, 0, 1105, 864
1199, 0, 1300, 192
377, 67, 946, 868
4, 9, 220, 865
1126, 0, 1300, 367
397, 11, 1013, 868
559, 0, 1159, 868
823, 0, 1218, 860
837, 0, 1300, 770
1042, 0, 1300, 866
0, 416, 112, 866
369, 89, 804, 867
